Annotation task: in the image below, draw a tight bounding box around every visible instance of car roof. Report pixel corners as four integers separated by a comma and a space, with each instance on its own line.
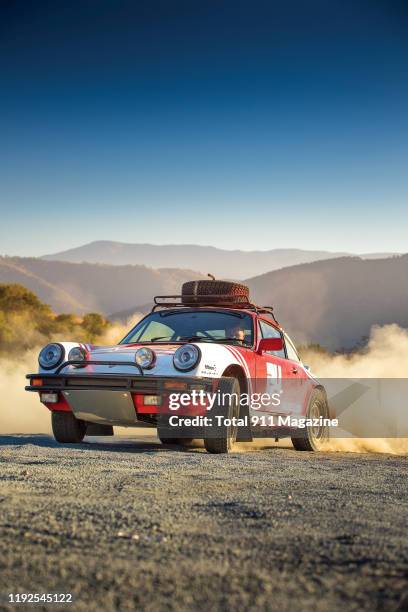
151, 305, 283, 331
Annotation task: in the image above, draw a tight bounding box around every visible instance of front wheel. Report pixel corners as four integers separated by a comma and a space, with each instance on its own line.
51, 411, 86, 443
291, 388, 329, 451
204, 377, 240, 454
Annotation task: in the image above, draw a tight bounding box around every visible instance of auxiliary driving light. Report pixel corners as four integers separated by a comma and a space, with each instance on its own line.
38, 343, 64, 370
41, 392, 58, 404
68, 346, 87, 363
173, 344, 201, 371
143, 395, 162, 406
135, 347, 156, 369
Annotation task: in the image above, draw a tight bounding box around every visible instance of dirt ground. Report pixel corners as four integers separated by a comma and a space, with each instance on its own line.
0, 431, 407, 611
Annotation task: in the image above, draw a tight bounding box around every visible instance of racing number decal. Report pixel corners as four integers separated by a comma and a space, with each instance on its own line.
265, 362, 282, 400
266, 362, 282, 383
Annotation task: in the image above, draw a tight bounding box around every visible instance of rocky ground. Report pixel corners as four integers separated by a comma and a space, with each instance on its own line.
0, 432, 407, 611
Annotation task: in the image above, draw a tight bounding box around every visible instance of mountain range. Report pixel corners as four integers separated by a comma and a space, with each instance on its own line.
0, 257, 205, 315
2, 252, 407, 349
246, 255, 408, 349
41, 241, 397, 279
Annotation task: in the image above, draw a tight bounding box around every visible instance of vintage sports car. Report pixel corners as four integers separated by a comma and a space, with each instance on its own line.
26, 280, 330, 453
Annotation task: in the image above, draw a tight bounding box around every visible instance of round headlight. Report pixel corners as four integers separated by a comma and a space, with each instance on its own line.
68, 346, 87, 363
38, 343, 64, 370
135, 347, 156, 369
173, 344, 201, 371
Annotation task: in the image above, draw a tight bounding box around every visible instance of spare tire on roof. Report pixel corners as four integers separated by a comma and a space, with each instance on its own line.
181, 280, 250, 305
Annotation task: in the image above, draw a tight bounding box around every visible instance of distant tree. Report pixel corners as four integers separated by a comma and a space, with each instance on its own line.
0, 284, 111, 355
54, 313, 78, 332
0, 310, 13, 345
81, 313, 109, 340
354, 335, 370, 352
0, 284, 51, 315
297, 342, 331, 360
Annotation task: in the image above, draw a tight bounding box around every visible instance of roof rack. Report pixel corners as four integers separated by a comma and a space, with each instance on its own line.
152, 295, 280, 325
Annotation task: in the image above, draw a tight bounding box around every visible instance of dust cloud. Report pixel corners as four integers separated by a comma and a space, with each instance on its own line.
0, 314, 142, 434
302, 324, 408, 378
98, 313, 142, 346
0, 349, 52, 434
302, 324, 408, 455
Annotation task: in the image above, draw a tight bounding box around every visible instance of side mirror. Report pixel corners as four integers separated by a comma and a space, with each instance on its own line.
258, 337, 283, 354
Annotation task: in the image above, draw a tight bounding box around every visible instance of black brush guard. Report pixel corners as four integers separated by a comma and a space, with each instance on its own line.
25, 360, 213, 394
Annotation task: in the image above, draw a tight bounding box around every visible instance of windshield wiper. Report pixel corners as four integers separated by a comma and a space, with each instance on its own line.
180, 336, 251, 345
145, 335, 250, 345
178, 335, 213, 342
146, 335, 213, 343
213, 337, 250, 346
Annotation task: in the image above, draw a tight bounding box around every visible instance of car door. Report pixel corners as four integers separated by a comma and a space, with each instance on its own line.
255, 319, 303, 415
254, 319, 289, 414
282, 332, 311, 416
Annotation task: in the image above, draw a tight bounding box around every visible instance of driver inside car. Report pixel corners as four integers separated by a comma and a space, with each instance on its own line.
226, 323, 246, 343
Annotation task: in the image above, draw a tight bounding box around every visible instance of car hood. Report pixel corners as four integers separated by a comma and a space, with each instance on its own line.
88, 343, 180, 356
49, 341, 246, 379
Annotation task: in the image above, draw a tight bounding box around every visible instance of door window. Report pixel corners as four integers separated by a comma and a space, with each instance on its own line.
284, 334, 300, 362
259, 320, 285, 358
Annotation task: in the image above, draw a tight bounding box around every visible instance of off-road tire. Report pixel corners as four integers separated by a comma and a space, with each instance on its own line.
204, 377, 240, 454
291, 388, 329, 451
51, 411, 87, 443
181, 280, 249, 304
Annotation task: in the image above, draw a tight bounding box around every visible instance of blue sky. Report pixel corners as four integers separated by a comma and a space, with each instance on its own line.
1, 0, 407, 256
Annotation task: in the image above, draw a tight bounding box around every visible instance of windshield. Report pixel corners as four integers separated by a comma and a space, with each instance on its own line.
121, 310, 254, 346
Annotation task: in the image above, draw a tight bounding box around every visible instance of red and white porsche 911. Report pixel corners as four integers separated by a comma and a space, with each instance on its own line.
26, 280, 330, 453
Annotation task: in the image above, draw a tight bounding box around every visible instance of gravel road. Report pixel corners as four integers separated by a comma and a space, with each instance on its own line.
0, 432, 407, 611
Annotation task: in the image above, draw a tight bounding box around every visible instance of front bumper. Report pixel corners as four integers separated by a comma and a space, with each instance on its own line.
26, 360, 214, 426
25, 373, 212, 394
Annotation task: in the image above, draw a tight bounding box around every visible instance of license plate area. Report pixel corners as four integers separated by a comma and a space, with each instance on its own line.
62, 390, 138, 425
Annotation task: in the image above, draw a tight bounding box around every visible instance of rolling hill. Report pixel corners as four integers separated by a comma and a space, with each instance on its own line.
246, 255, 408, 349
0, 257, 205, 315
2, 254, 407, 349
41, 241, 396, 279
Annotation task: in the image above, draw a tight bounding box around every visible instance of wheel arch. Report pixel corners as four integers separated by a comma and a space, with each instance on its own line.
221, 364, 247, 394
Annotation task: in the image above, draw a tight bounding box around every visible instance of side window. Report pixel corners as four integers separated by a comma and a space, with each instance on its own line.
284, 334, 300, 362
259, 320, 285, 358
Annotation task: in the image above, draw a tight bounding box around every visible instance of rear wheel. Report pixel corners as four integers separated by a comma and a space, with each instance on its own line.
51, 411, 86, 443
291, 389, 329, 451
204, 377, 240, 454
